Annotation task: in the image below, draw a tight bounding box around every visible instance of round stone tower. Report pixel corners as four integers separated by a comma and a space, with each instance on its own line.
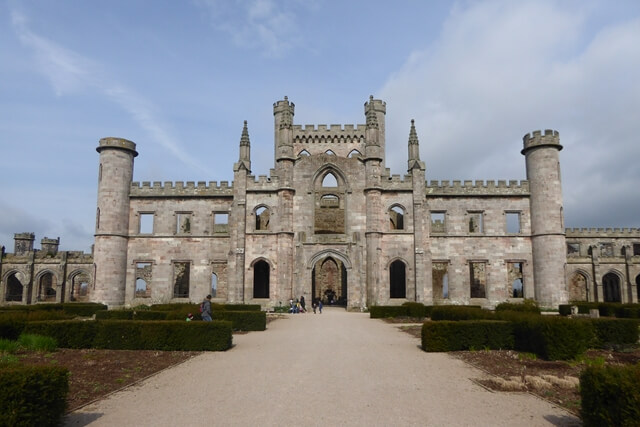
522, 130, 568, 308
93, 137, 138, 307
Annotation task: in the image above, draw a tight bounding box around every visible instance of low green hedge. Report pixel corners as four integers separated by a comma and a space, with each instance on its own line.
422, 320, 514, 352
401, 302, 432, 318
559, 303, 640, 318
369, 306, 408, 318
0, 316, 27, 340
95, 310, 133, 320
134, 310, 169, 321
220, 304, 262, 311
62, 303, 107, 317
495, 300, 541, 314
580, 364, 640, 426
430, 306, 490, 321
590, 318, 639, 349
512, 315, 594, 360
211, 311, 266, 331
0, 365, 69, 427
23, 320, 232, 351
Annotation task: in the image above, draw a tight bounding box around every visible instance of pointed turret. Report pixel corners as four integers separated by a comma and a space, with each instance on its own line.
407, 119, 425, 171
234, 120, 251, 173
364, 95, 385, 162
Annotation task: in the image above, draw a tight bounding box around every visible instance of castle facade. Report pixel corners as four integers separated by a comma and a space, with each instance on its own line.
2, 97, 639, 309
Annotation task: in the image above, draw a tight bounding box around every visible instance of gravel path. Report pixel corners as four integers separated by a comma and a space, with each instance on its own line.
65, 308, 581, 426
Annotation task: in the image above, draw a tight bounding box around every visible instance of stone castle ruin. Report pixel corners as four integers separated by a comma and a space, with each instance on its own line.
2, 97, 639, 309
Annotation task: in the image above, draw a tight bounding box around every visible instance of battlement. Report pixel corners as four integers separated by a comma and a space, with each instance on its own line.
247, 174, 280, 191
426, 180, 530, 196
293, 124, 367, 144
379, 173, 413, 190
522, 129, 562, 154
97, 137, 138, 157
565, 228, 640, 238
130, 181, 234, 197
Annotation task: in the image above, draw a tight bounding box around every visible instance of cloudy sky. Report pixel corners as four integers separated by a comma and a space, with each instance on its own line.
1, 0, 639, 252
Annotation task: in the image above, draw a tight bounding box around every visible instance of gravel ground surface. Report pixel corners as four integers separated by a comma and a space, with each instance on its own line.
65, 307, 581, 426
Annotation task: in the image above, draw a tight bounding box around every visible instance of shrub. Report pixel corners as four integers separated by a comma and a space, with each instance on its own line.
220, 304, 262, 311
369, 306, 408, 318
211, 311, 266, 331
23, 321, 98, 349
134, 310, 168, 321
402, 302, 431, 318
580, 364, 640, 426
0, 365, 69, 427
590, 318, 639, 349
495, 299, 540, 314
430, 306, 491, 321
422, 320, 514, 352
18, 334, 57, 352
62, 303, 108, 317
0, 315, 27, 340
95, 310, 134, 320
0, 338, 20, 354
513, 316, 594, 360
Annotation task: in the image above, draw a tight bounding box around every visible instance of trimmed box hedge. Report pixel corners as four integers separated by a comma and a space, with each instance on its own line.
580, 364, 640, 426
95, 310, 134, 320
62, 302, 107, 317
422, 320, 514, 352
211, 311, 266, 331
0, 365, 69, 427
590, 318, 640, 348
23, 320, 233, 351
430, 306, 490, 321
369, 306, 409, 318
401, 302, 432, 318
512, 315, 594, 360
495, 300, 540, 314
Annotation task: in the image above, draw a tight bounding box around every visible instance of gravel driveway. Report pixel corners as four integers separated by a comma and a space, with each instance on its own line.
65, 307, 581, 426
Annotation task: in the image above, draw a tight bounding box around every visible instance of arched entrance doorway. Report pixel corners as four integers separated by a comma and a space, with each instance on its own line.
602, 272, 621, 302
310, 251, 349, 306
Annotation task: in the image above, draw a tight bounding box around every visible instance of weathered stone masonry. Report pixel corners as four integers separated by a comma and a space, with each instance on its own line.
2, 97, 639, 309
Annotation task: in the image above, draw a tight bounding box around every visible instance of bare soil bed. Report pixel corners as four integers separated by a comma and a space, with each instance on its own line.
16, 349, 199, 412
396, 322, 640, 416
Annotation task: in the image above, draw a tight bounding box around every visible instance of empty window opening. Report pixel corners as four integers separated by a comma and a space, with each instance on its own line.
211, 273, 218, 298
96, 208, 100, 230
505, 212, 521, 233
389, 260, 406, 299
567, 243, 580, 256
99, 163, 103, 182
253, 260, 270, 298
468, 212, 484, 233
139, 213, 154, 234
214, 212, 229, 234
431, 212, 446, 233
634, 244, 640, 256
320, 194, 339, 208
255, 206, 270, 230
321, 173, 338, 187
470, 262, 486, 298
135, 262, 152, 298
70, 272, 90, 302
432, 262, 449, 299
390, 206, 405, 230
38, 272, 56, 302
636, 274, 640, 301
315, 194, 344, 234
6, 273, 23, 302
325, 149, 336, 156
173, 262, 190, 298
569, 272, 588, 302
347, 149, 361, 158
600, 243, 614, 257
176, 213, 192, 234
298, 149, 310, 157
507, 262, 523, 298
602, 273, 621, 302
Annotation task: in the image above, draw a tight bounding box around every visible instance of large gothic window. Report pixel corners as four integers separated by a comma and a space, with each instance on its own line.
389, 205, 405, 230
602, 273, 621, 302
569, 272, 588, 302
315, 170, 345, 234
38, 272, 56, 302
255, 206, 270, 231
253, 260, 270, 298
389, 260, 406, 299
5, 273, 23, 302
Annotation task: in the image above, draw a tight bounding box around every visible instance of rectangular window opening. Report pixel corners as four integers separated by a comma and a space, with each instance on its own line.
468, 212, 484, 233
507, 262, 523, 298
469, 262, 486, 298
173, 262, 190, 298
431, 212, 446, 233
176, 213, 192, 234
139, 213, 154, 234
214, 212, 229, 234
432, 262, 449, 299
135, 262, 152, 298
505, 212, 521, 234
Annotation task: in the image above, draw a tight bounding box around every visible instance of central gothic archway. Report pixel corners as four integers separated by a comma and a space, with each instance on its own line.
309, 250, 350, 306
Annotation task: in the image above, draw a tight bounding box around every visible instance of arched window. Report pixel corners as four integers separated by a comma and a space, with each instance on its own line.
325, 149, 336, 156
347, 149, 361, 158
38, 272, 56, 302
603, 273, 621, 302
389, 260, 406, 299
211, 273, 218, 297
5, 273, 23, 302
299, 149, 310, 157
255, 206, 270, 230
322, 173, 338, 187
253, 260, 270, 298
389, 205, 405, 230
569, 272, 588, 302
135, 278, 148, 297
70, 271, 90, 301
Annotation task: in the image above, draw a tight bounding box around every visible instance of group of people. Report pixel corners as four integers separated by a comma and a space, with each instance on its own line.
186, 294, 213, 321
288, 296, 323, 314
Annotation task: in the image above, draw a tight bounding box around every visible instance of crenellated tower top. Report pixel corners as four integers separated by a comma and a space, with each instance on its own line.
521, 129, 562, 155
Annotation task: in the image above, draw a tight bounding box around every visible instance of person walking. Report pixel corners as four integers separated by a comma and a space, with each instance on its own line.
201, 294, 212, 321
300, 296, 306, 313
318, 299, 323, 314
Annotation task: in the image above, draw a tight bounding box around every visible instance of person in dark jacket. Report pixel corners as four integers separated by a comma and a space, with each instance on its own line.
201, 294, 212, 321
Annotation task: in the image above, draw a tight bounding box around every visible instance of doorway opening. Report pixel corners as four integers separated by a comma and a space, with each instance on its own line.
312, 256, 347, 306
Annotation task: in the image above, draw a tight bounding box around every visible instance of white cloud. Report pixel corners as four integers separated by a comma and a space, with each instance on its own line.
195, 0, 302, 57
379, 0, 640, 228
